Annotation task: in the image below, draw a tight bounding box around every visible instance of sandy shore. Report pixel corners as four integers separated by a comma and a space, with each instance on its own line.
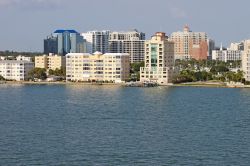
1, 81, 250, 88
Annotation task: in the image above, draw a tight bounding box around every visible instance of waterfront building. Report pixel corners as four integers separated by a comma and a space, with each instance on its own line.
242, 40, 250, 81
66, 52, 130, 82
16, 55, 32, 62
0, 60, 34, 81
44, 30, 86, 56
170, 25, 209, 60
35, 55, 48, 69
212, 44, 242, 62
81, 31, 110, 54
109, 30, 145, 63
0, 56, 7, 60
140, 32, 175, 85
35, 54, 66, 70
212, 50, 242, 62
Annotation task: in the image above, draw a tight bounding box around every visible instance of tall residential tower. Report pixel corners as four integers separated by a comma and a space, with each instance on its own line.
170, 25, 208, 60
109, 30, 145, 63
81, 31, 110, 54
242, 40, 250, 81
140, 32, 175, 85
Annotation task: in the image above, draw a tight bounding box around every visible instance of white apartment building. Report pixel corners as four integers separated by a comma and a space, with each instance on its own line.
81, 31, 110, 54
109, 30, 145, 63
66, 52, 130, 83
0, 60, 34, 81
212, 44, 242, 62
242, 40, 250, 81
212, 50, 242, 62
16, 55, 32, 62
228, 42, 244, 51
140, 32, 175, 85
0, 56, 7, 60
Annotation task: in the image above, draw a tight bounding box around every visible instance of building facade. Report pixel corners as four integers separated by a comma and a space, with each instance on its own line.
16, 55, 32, 62
35, 55, 48, 69
81, 31, 110, 54
44, 36, 58, 55
109, 30, 145, 63
66, 52, 130, 82
228, 42, 244, 51
242, 40, 250, 81
212, 50, 242, 62
0, 60, 34, 81
35, 54, 66, 70
44, 30, 86, 56
170, 25, 208, 60
140, 32, 175, 85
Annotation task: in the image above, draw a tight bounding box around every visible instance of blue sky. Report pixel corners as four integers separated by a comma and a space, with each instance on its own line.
0, 0, 249, 52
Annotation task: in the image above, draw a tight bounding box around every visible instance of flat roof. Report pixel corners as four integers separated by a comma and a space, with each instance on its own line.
0, 60, 34, 64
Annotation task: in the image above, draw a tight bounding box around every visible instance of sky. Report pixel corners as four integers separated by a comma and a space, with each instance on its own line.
0, 0, 250, 52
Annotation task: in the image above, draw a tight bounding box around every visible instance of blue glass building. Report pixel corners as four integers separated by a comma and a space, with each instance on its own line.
44, 30, 86, 56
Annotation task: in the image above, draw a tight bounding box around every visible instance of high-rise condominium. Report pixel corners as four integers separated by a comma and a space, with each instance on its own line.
170, 25, 209, 60
81, 31, 110, 54
140, 32, 175, 85
242, 40, 250, 81
109, 29, 145, 63
44, 30, 86, 56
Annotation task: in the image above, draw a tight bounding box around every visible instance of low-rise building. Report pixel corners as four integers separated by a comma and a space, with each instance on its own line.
212, 50, 242, 62
35, 54, 66, 70
0, 60, 34, 81
212, 44, 242, 62
16, 55, 32, 62
66, 52, 130, 83
0, 56, 7, 60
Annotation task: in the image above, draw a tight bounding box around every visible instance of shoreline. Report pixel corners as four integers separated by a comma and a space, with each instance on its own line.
1, 81, 250, 88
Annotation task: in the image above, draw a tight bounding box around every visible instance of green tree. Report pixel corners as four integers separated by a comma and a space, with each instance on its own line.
130, 62, 144, 81
28, 68, 47, 80
0, 75, 5, 81
48, 67, 66, 77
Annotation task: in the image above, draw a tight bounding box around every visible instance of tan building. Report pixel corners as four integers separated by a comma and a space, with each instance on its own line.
140, 32, 175, 85
35, 55, 48, 68
35, 54, 66, 70
170, 25, 208, 60
66, 52, 130, 82
242, 40, 250, 81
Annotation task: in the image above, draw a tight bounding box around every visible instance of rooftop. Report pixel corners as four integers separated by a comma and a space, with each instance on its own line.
54, 30, 78, 34
0, 60, 34, 64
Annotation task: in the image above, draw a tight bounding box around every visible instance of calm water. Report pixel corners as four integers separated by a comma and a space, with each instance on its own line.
0, 84, 250, 166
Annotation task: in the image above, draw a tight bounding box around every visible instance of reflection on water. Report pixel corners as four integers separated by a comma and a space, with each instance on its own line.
0, 85, 250, 165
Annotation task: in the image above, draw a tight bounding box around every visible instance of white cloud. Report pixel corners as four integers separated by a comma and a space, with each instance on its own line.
169, 7, 188, 18
0, 0, 64, 9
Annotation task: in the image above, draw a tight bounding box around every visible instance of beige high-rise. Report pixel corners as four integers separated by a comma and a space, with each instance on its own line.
170, 25, 208, 60
140, 32, 175, 85
66, 52, 130, 82
242, 40, 250, 81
